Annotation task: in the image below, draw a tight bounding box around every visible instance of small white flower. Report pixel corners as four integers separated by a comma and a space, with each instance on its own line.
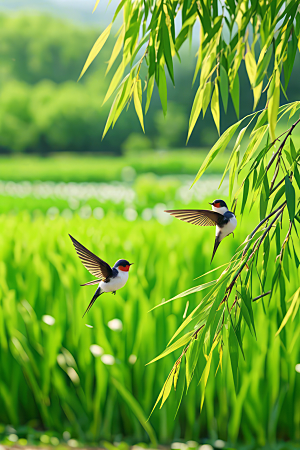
295, 363, 300, 373
171, 443, 187, 450
214, 440, 225, 449
79, 205, 92, 219
90, 345, 104, 357
108, 318, 123, 331
93, 207, 104, 220
42, 315, 55, 326
128, 354, 137, 364
154, 203, 172, 225
199, 445, 213, 450
124, 207, 138, 221
68, 439, 78, 447
101, 354, 115, 365
8, 434, 18, 443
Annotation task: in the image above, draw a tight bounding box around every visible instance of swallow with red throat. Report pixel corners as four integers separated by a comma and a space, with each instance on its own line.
165, 199, 237, 262
69, 235, 133, 317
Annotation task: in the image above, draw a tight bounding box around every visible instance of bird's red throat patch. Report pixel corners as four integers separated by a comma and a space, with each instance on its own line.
119, 265, 130, 272
214, 202, 221, 208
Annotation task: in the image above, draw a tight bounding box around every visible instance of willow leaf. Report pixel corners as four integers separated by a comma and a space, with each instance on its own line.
145, 74, 155, 113
211, 82, 220, 135
220, 65, 228, 113
102, 62, 125, 105
147, 331, 194, 365
157, 64, 167, 116
149, 279, 217, 311
78, 24, 112, 80
92, 0, 101, 13
245, 50, 256, 85
149, 367, 175, 417
276, 287, 300, 336
133, 79, 144, 132
187, 85, 203, 141
285, 175, 295, 221
106, 28, 125, 75
162, 11, 174, 85
202, 81, 212, 118
160, 372, 174, 408
219, 125, 248, 188
199, 336, 220, 411
102, 91, 121, 138
191, 119, 244, 186
268, 70, 280, 141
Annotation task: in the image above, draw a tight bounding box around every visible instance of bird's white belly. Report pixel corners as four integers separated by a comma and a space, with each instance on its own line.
99, 271, 129, 293
216, 216, 237, 240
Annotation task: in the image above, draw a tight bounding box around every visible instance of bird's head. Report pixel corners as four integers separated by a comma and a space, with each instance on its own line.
209, 199, 228, 214
114, 259, 133, 272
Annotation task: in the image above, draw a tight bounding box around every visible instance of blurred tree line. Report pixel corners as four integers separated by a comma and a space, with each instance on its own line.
0, 13, 300, 155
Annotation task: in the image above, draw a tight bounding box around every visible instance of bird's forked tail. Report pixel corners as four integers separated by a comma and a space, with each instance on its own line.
211, 236, 221, 263
82, 286, 103, 318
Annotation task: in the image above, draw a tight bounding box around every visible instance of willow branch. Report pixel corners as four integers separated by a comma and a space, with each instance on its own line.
248, 205, 286, 260
270, 175, 285, 195
242, 201, 286, 257
278, 220, 293, 262
265, 118, 300, 173
252, 291, 271, 302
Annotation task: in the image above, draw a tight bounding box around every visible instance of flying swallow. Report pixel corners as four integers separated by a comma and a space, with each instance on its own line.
165, 199, 237, 262
69, 234, 133, 317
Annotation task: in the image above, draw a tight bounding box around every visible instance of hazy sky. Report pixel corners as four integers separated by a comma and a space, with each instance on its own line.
51, 0, 96, 8
0, 0, 118, 25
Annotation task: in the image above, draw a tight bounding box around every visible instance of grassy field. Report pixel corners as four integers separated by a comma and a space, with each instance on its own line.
0, 150, 229, 182
0, 208, 299, 447
0, 150, 299, 448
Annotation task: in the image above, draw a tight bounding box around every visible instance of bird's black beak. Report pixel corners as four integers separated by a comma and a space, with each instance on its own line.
129, 263, 134, 265
209, 202, 213, 205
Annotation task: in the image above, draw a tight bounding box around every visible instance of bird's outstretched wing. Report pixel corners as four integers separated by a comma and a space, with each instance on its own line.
69, 234, 113, 281
165, 209, 223, 226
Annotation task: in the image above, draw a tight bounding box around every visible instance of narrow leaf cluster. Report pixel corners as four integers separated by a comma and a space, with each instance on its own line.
85, 0, 300, 137
149, 102, 300, 413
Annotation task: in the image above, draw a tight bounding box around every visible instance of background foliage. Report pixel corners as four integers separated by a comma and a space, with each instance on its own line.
86, 0, 300, 142
1, 11, 300, 155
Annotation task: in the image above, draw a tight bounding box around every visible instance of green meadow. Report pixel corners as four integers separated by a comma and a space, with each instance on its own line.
0, 151, 228, 182
0, 155, 299, 449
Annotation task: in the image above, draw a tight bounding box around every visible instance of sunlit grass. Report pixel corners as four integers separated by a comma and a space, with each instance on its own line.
0, 150, 230, 183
